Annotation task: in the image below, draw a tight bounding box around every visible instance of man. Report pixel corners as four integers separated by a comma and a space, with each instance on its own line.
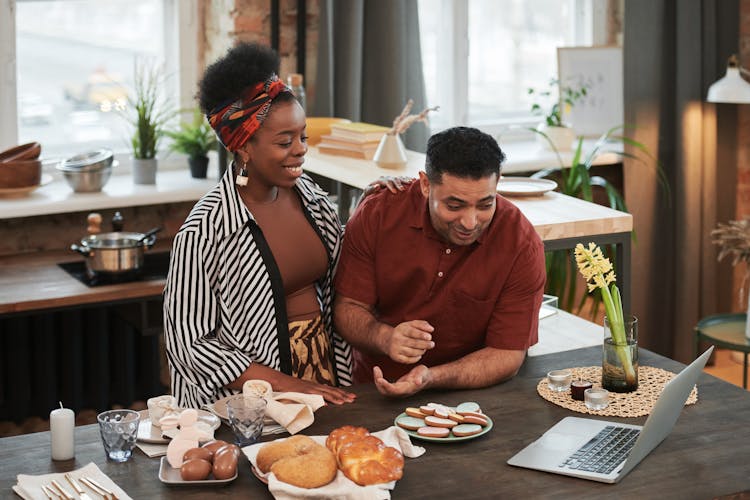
333, 126, 546, 397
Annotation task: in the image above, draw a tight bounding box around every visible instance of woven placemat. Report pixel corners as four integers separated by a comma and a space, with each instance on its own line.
536, 366, 698, 417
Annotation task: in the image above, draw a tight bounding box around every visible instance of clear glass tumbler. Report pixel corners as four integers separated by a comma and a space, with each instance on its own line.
226, 395, 267, 447
97, 409, 140, 462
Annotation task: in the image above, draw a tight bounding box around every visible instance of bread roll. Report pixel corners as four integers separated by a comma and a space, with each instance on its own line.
256, 435, 337, 489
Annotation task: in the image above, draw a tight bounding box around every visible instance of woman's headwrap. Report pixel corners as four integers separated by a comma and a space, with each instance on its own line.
206, 74, 290, 152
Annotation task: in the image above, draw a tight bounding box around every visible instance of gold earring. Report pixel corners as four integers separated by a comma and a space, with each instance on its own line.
235, 158, 249, 186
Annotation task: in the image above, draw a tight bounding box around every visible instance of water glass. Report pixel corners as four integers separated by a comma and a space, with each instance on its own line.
97, 409, 140, 462
226, 395, 266, 447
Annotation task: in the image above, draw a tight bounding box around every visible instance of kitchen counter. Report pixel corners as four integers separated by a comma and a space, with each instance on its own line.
0, 240, 172, 315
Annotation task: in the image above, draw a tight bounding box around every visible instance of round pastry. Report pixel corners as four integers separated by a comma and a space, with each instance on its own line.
417, 426, 450, 438
419, 405, 435, 415
462, 414, 489, 426
337, 434, 404, 486
447, 413, 465, 423
256, 435, 337, 489
395, 416, 425, 431
451, 423, 483, 437
325, 425, 370, 456
455, 402, 481, 414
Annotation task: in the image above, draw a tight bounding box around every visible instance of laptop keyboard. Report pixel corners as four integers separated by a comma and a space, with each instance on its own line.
559, 426, 640, 475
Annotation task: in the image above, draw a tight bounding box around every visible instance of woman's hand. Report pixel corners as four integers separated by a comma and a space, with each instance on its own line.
363, 175, 415, 197
275, 377, 357, 405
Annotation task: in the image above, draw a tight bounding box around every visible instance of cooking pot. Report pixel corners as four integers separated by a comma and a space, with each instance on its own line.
70, 228, 160, 275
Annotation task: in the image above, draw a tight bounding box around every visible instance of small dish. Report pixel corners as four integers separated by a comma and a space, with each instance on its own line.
497, 177, 557, 197
394, 412, 494, 443
0, 173, 52, 198
137, 409, 220, 444
158, 456, 237, 485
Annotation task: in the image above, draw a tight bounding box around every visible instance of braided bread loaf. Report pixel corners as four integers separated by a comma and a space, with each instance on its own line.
325, 426, 404, 486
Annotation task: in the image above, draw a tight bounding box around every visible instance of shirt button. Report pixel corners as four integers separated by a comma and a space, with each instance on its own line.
438, 271, 444, 277
445, 248, 452, 254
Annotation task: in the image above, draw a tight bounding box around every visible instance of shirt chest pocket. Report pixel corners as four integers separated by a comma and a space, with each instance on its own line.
432, 289, 495, 349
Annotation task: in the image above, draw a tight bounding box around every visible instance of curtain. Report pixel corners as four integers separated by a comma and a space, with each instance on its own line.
313, 0, 428, 151
624, 0, 739, 362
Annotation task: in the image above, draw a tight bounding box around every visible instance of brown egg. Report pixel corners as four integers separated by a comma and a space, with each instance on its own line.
216, 443, 240, 459
212, 446, 239, 480
183, 446, 213, 463
201, 439, 229, 455
180, 458, 212, 481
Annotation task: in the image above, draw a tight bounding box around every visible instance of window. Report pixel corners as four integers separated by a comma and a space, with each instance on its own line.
418, 0, 598, 138
0, 0, 198, 158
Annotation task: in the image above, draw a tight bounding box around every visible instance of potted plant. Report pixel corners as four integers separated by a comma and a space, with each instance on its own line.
531, 126, 670, 316
125, 60, 172, 185
167, 109, 217, 179
527, 79, 588, 151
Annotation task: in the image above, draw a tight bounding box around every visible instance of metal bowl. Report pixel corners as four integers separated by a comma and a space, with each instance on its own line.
57, 160, 116, 192
60, 148, 114, 172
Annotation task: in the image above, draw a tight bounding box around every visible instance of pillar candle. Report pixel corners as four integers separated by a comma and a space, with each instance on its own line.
50, 402, 74, 460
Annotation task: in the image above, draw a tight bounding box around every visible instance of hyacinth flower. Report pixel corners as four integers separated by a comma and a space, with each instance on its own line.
574, 242, 637, 386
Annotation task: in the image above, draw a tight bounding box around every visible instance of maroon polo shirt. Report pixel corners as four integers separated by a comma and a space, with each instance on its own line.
334, 181, 546, 382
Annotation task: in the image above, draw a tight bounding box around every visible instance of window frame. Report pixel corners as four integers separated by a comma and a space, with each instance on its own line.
0, 0, 199, 153
422, 0, 608, 139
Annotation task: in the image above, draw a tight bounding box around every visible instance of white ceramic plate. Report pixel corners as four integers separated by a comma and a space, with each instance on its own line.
158, 456, 237, 485
497, 177, 557, 197
137, 409, 221, 444
0, 174, 53, 198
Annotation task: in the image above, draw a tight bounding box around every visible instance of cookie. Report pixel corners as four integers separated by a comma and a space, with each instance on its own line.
451, 424, 483, 437
424, 416, 457, 428
456, 402, 481, 414
462, 414, 489, 426
405, 407, 425, 418
447, 413, 465, 423
419, 405, 435, 416
417, 426, 450, 438
396, 416, 425, 431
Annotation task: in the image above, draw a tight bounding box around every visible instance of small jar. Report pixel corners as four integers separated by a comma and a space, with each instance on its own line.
571, 380, 593, 401
547, 369, 573, 392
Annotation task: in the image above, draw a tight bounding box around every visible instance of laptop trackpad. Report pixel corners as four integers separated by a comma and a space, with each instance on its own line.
536, 432, 585, 451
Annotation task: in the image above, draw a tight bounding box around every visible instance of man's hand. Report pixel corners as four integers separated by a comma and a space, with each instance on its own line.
384, 320, 435, 364
373, 365, 432, 397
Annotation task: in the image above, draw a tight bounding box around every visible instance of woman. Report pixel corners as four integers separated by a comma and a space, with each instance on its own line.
164, 43, 363, 409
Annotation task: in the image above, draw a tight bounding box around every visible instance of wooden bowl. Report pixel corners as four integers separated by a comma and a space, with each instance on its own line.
0, 159, 42, 188
305, 117, 351, 146
0, 142, 42, 163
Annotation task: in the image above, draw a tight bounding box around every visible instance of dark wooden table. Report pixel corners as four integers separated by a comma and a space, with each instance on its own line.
2, 346, 747, 499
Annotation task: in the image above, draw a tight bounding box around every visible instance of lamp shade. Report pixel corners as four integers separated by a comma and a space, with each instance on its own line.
707, 67, 750, 103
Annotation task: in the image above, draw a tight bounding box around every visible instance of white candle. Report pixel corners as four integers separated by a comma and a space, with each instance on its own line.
50, 402, 74, 460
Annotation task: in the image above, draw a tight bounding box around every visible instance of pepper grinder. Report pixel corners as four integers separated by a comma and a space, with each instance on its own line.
112, 211, 124, 232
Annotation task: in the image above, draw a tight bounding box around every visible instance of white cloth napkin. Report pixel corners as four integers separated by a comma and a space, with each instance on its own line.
265, 392, 325, 435
13, 462, 130, 500
136, 441, 168, 458
243, 426, 425, 500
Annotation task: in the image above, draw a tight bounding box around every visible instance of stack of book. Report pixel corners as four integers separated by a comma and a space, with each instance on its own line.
317, 122, 391, 160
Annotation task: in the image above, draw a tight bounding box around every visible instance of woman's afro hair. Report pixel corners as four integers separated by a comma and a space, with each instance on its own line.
198, 42, 280, 114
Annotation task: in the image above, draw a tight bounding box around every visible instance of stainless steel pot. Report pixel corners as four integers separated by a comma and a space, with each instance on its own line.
70, 229, 159, 275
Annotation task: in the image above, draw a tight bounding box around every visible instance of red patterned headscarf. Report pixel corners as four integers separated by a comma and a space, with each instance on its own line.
206, 74, 290, 152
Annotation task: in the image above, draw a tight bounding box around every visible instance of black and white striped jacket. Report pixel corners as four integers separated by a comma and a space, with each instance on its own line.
163, 169, 353, 409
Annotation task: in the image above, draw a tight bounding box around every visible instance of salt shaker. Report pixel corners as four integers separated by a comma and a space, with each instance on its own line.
112, 211, 124, 232
50, 402, 75, 460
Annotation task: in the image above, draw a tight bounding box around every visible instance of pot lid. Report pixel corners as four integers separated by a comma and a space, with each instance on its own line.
80, 231, 151, 249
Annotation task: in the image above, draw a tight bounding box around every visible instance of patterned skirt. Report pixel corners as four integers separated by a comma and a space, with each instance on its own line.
288, 314, 336, 386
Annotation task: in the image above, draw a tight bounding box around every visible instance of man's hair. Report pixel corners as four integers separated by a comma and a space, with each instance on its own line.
424, 126, 506, 184
197, 42, 295, 114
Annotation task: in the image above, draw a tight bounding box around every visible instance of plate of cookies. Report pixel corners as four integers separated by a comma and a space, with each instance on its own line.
394, 402, 493, 442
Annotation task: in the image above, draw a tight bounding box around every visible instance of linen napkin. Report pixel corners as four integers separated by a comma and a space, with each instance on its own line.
265, 391, 326, 435
13, 462, 131, 500
243, 426, 426, 500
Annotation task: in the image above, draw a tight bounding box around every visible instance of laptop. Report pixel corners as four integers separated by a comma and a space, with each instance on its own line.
507, 346, 714, 483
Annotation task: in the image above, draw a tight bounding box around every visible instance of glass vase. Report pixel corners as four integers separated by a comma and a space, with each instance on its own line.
602, 314, 639, 393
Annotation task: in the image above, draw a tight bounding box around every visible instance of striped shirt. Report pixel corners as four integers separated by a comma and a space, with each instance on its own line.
163, 169, 353, 409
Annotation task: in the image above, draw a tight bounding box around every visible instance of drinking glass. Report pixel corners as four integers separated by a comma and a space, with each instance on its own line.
97, 409, 140, 462
547, 369, 573, 392
226, 395, 266, 447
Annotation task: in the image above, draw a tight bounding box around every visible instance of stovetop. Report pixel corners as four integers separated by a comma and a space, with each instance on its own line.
58, 252, 171, 287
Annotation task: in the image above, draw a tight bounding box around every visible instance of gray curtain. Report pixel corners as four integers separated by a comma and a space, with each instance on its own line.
624, 0, 739, 362
313, 0, 428, 152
